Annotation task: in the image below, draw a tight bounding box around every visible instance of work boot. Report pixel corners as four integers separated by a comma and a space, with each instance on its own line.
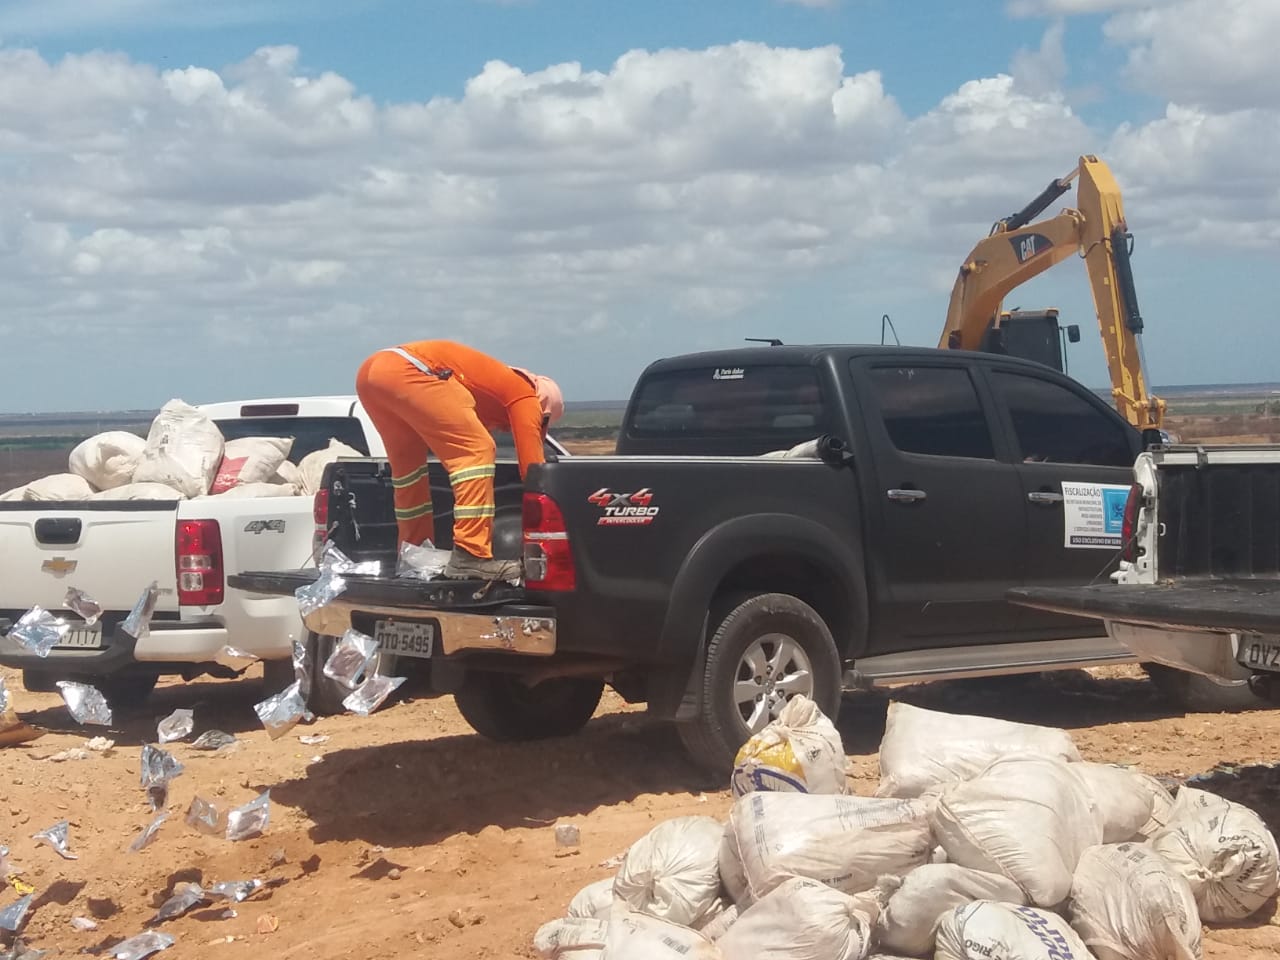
442, 547, 523, 583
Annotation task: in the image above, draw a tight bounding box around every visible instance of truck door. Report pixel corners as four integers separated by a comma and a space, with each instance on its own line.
985, 368, 1140, 636
852, 359, 1026, 645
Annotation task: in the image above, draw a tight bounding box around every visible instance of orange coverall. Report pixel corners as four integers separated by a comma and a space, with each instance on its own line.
355, 340, 546, 558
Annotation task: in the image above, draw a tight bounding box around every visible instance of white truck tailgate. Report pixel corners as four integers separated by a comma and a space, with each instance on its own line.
0, 502, 181, 615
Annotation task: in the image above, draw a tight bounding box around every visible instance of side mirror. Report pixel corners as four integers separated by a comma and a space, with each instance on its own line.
1066, 324, 1081, 343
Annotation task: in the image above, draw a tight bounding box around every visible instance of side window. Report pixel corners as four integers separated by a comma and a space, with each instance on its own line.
992, 371, 1134, 466
865, 365, 995, 460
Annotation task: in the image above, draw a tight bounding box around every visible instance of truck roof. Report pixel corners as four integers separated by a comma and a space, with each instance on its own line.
640, 343, 1056, 374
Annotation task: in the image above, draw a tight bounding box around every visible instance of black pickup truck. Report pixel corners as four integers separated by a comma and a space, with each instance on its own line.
231, 344, 1151, 772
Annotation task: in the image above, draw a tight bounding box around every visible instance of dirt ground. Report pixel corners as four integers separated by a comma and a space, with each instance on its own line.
2, 665, 1279, 959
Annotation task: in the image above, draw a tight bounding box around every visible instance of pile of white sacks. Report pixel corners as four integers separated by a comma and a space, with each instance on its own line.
535, 697, 1280, 960
1, 399, 360, 502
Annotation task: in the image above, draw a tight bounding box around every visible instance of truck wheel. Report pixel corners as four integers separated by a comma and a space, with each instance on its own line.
97, 674, 159, 713
302, 632, 354, 716
454, 672, 604, 742
1144, 662, 1269, 713
677, 592, 842, 777
21, 670, 59, 693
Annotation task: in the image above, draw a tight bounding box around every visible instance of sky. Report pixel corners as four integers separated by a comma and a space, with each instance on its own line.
1, 0, 1277, 412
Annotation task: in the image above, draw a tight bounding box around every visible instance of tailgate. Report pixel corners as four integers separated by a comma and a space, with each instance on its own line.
1008, 581, 1280, 635
0, 501, 180, 616
230, 569, 527, 610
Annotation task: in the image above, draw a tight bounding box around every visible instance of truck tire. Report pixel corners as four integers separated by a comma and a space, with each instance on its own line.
454, 672, 604, 742
677, 592, 842, 777
302, 632, 353, 716
1144, 662, 1269, 713
21, 670, 59, 693
97, 674, 159, 713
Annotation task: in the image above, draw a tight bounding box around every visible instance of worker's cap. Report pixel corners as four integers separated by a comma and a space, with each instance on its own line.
512, 367, 565, 424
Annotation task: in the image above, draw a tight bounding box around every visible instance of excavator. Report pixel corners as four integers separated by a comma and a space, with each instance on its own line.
937, 154, 1167, 436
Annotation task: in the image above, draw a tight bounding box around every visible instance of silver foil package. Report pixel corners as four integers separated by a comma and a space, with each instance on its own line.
213, 646, 259, 671
150, 882, 206, 924
56, 681, 112, 726
10, 606, 69, 658
129, 812, 169, 853
112, 931, 175, 960
322, 629, 378, 690
185, 796, 225, 836
208, 879, 263, 903
0, 894, 33, 933
342, 673, 406, 716
63, 587, 103, 627
225, 791, 270, 842
295, 568, 347, 617
321, 542, 381, 577
396, 541, 451, 580
156, 708, 194, 744
120, 581, 160, 641
253, 681, 306, 740
190, 729, 237, 751
140, 744, 184, 811
31, 820, 78, 860
0, 676, 8, 714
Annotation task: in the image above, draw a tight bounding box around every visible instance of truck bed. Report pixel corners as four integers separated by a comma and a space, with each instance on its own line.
1008, 581, 1280, 635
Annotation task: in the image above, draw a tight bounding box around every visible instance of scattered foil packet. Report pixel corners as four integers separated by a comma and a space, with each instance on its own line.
156, 708, 194, 744
129, 812, 169, 853
10, 606, 69, 658
70, 916, 99, 932
31, 820, 77, 860
0, 676, 8, 715
298, 734, 329, 746
291, 636, 312, 700
184, 796, 225, 837
56, 681, 112, 727
253, 681, 306, 740
190, 730, 237, 751
0, 894, 33, 933
320, 542, 381, 577
150, 882, 206, 924
342, 674, 406, 717
0, 843, 12, 877
225, 791, 270, 842
112, 931, 174, 960
396, 541, 451, 580
121, 581, 160, 641
323, 629, 379, 690
295, 568, 347, 617
140, 744, 184, 810
63, 587, 103, 627
213, 646, 259, 672
208, 879, 262, 903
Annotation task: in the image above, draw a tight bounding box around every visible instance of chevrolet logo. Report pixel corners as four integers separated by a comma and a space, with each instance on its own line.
41, 557, 78, 575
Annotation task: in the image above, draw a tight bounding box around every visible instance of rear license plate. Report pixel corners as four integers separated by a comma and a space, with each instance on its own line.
374, 620, 435, 660
1237, 636, 1280, 673
57, 624, 104, 650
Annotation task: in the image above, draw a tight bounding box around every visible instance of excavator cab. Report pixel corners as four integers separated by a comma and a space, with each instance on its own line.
980, 309, 1081, 374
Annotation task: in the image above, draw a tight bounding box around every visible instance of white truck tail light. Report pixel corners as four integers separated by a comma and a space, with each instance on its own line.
522, 492, 575, 591
176, 519, 224, 606
313, 488, 330, 556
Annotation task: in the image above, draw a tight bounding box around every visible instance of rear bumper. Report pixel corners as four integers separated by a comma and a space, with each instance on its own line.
303, 600, 557, 657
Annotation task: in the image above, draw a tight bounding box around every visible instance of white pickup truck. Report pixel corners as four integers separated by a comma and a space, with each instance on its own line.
0, 396, 386, 707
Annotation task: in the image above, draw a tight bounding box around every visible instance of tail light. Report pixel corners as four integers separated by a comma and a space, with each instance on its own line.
522, 492, 576, 591
1120, 482, 1144, 563
176, 519, 224, 606
313, 489, 330, 555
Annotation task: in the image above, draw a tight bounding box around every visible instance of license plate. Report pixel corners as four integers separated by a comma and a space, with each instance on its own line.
57, 625, 104, 649
374, 620, 435, 660
1237, 636, 1280, 673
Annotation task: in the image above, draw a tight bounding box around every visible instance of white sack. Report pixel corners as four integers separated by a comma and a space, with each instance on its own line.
273, 459, 303, 488
1067, 842, 1201, 960
1138, 774, 1177, 840
935, 901, 1097, 960
211, 437, 293, 494
0, 485, 27, 501
602, 905, 722, 960
720, 792, 932, 904
91, 482, 185, 501
613, 815, 724, 927
204, 481, 300, 499
698, 903, 740, 942
931, 755, 1102, 907
875, 702, 1081, 799
878, 863, 1027, 957
1068, 763, 1157, 843
717, 876, 878, 960
731, 694, 847, 797
1150, 785, 1280, 921
68, 431, 146, 490
24, 473, 95, 501
133, 399, 224, 498
533, 917, 607, 959
567, 878, 615, 920
299, 438, 364, 496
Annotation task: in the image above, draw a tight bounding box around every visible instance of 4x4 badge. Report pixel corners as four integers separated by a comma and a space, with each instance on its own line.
588, 488, 659, 527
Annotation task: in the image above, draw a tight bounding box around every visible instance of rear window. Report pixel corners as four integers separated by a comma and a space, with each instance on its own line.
627, 365, 827, 440
215, 417, 370, 464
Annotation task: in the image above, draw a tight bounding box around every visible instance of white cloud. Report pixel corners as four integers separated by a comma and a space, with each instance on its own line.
1007, 0, 1177, 17
1011, 19, 1069, 96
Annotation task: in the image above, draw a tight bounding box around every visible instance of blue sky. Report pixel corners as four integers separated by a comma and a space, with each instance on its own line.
0, 0, 1276, 411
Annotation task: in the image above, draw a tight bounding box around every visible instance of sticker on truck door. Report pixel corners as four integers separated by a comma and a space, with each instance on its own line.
1062, 482, 1131, 549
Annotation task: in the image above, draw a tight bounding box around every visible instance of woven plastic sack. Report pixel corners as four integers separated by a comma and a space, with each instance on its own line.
1150, 785, 1280, 921
210, 437, 293, 494
69, 431, 146, 490
205, 481, 300, 499
1067, 762, 1158, 843
567, 878, 614, 920
731, 694, 847, 797
24, 473, 95, 501
717, 876, 881, 960
133, 399, 225, 498
299, 438, 364, 496
936, 901, 1097, 960
931, 755, 1101, 907
601, 905, 722, 960
533, 917, 606, 959
91, 482, 186, 501
878, 863, 1026, 956
0, 485, 28, 501
1067, 842, 1201, 960
876, 702, 1081, 798
273, 459, 304, 489
613, 815, 723, 927
720, 792, 932, 904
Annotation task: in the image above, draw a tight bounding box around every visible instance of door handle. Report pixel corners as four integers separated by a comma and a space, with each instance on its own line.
887, 488, 927, 503
1027, 491, 1065, 505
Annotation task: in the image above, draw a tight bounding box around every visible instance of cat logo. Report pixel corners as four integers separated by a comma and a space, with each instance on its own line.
41, 557, 78, 575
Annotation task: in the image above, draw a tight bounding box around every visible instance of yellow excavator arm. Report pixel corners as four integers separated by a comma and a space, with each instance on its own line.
939, 155, 1166, 432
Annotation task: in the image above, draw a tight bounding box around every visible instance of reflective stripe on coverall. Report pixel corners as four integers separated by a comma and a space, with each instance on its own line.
354, 341, 546, 558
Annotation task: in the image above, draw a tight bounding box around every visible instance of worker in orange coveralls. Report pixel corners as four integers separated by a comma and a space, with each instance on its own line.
355, 340, 565, 581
